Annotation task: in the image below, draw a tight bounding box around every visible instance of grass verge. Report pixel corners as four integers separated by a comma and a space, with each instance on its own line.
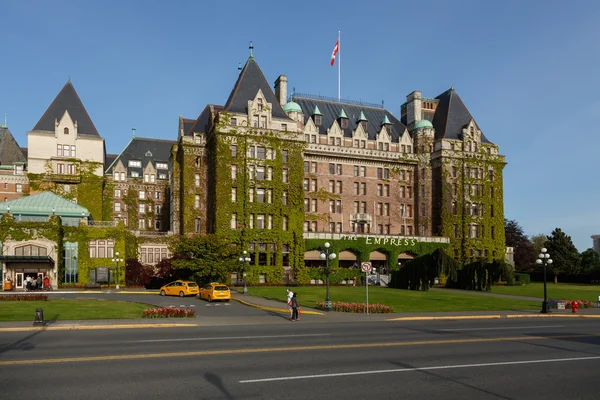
0, 300, 151, 321
243, 286, 540, 312
490, 282, 600, 302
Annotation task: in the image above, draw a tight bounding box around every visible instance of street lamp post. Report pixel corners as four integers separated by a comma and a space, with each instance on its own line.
239, 250, 250, 294
536, 247, 553, 314
319, 242, 337, 312
111, 251, 124, 290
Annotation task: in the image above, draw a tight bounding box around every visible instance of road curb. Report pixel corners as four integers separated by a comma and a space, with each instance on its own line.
0, 323, 198, 332
232, 297, 323, 315
387, 315, 503, 321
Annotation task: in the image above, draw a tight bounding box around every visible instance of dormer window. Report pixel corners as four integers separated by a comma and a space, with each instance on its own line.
361, 121, 367, 131
314, 115, 322, 126
258, 98, 263, 111
340, 118, 348, 129
128, 160, 142, 168
231, 118, 237, 126
64, 127, 69, 135
145, 151, 152, 157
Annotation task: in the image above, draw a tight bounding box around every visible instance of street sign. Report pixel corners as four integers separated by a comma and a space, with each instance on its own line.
361, 262, 372, 273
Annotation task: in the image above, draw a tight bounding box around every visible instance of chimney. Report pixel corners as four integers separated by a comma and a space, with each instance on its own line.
406, 91, 422, 127
274, 75, 287, 107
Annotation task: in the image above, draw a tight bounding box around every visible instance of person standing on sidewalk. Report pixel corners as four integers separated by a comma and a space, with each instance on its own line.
286, 289, 294, 319
291, 292, 299, 321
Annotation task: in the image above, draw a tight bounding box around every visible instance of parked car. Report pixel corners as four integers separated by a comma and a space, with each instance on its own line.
145, 277, 166, 290
199, 283, 231, 302
159, 280, 199, 297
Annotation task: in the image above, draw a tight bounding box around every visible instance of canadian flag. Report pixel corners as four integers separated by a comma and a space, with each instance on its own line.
330, 40, 339, 66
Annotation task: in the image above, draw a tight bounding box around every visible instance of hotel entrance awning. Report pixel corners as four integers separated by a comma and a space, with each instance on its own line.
0, 256, 55, 264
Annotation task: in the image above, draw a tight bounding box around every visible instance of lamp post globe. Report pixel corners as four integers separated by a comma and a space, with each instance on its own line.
537, 249, 552, 314
239, 250, 250, 294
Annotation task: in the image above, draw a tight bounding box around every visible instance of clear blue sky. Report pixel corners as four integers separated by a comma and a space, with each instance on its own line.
2, 0, 598, 251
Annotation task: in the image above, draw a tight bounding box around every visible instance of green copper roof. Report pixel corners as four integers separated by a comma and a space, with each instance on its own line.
312, 105, 323, 116
413, 119, 433, 130
283, 101, 302, 113
338, 108, 348, 119
0, 191, 91, 217
357, 111, 367, 121
381, 115, 391, 125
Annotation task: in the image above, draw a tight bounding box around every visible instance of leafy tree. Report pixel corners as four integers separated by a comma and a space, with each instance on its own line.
580, 248, 600, 273
530, 234, 547, 257
504, 219, 536, 271
171, 234, 239, 284
544, 228, 581, 280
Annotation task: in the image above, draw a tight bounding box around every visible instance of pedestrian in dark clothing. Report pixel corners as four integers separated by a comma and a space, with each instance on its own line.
291, 293, 299, 321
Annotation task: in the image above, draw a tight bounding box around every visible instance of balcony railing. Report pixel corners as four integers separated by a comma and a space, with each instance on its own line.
350, 213, 372, 222
86, 220, 118, 228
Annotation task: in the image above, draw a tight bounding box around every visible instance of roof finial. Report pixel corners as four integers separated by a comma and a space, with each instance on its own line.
249, 41, 254, 58
1, 113, 6, 128
132, 127, 136, 138
238, 62, 242, 72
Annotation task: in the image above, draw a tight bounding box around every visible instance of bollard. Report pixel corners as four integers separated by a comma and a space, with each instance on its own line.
34, 308, 44, 324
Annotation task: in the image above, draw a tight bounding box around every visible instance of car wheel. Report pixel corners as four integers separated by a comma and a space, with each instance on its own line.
179, 291, 185, 297
160, 290, 166, 296
208, 295, 212, 302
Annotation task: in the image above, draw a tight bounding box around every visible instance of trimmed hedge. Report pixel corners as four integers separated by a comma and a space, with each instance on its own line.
514, 273, 531, 285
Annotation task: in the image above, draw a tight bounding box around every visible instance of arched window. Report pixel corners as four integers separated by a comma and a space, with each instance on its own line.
14, 244, 48, 256
64, 127, 69, 135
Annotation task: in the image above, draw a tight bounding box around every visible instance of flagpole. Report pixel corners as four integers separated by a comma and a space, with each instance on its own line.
338, 30, 341, 102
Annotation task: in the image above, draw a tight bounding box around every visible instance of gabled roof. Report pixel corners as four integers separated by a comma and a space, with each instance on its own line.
32, 81, 100, 136
185, 105, 223, 137
432, 88, 493, 144
0, 191, 90, 217
105, 137, 175, 175
0, 127, 27, 165
223, 57, 291, 120
291, 96, 407, 141
105, 153, 118, 169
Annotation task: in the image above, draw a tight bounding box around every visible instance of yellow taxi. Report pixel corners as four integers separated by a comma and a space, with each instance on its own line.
159, 280, 199, 297
198, 283, 231, 302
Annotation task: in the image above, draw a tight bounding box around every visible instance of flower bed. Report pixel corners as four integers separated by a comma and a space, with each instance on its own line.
315, 301, 392, 313
564, 300, 595, 309
0, 294, 48, 301
142, 307, 196, 318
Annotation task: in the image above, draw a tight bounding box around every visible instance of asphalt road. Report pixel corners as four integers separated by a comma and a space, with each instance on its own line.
2, 318, 600, 399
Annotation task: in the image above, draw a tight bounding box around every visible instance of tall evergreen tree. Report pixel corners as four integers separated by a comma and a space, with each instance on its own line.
504, 219, 536, 271
544, 228, 581, 278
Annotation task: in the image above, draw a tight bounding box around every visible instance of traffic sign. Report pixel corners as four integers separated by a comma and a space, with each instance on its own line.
361, 262, 372, 273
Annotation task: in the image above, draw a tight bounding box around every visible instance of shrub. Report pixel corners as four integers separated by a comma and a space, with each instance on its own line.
315, 301, 392, 313
142, 307, 196, 318
514, 273, 530, 285
564, 300, 595, 309
0, 294, 48, 301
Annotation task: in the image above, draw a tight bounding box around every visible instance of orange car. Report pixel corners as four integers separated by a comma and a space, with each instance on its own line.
198, 283, 231, 302
159, 280, 199, 297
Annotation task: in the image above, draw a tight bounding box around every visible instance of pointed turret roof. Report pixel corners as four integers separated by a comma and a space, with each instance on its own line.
432, 88, 492, 144
338, 108, 348, 119
381, 115, 391, 125
0, 127, 27, 165
223, 58, 291, 120
32, 81, 100, 136
312, 105, 323, 116
357, 111, 368, 121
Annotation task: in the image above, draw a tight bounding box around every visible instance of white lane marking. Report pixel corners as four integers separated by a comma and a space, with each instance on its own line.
440, 325, 564, 332
134, 333, 330, 343
240, 355, 600, 383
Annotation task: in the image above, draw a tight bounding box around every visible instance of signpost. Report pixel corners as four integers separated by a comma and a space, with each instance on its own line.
361, 262, 372, 314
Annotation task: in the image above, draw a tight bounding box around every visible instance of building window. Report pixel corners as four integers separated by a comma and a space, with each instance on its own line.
139, 190, 145, 199
195, 194, 201, 209
281, 123, 287, 131
16, 184, 22, 193
195, 218, 201, 233
57, 144, 62, 157
310, 162, 317, 173
384, 203, 389, 216
256, 166, 265, 180
139, 203, 146, 214
311, 179, 317, 192
231, 117, 237, 126
282, 191, 288, 205
260, 116, 267, 128
311, 199, 317, 212
282, 150, 288, 163
257, 146, 266, 159
150, 174, 155, 183
128, 160, 141, 168
257, 188, 265, 203
114, 189, 121, 197
304, 179, 309, 191
360, 183, 366, 195
120, 172, 125, 181
257, 214, 265, 229
231, 187, 237, 202
156, 162, 168, 170
283, 216, 289, 231
360, 166, 366, 177
131, 171, 140, 178
156, 205, 161, 214
88, 240, 114, 259
114, 202, 121, 212
353, 165, 359, 176
336, 164, 342, 175
329, 163, 335, 174
231, 145, 237, 158
231, 213, 238, 229
282, 169, 288, 183
156, 192, 161, 200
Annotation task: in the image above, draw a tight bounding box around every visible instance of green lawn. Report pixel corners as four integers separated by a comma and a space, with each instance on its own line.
243, 286, 540, 312
0, 300, 152, 321
491, 283, 600, 302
